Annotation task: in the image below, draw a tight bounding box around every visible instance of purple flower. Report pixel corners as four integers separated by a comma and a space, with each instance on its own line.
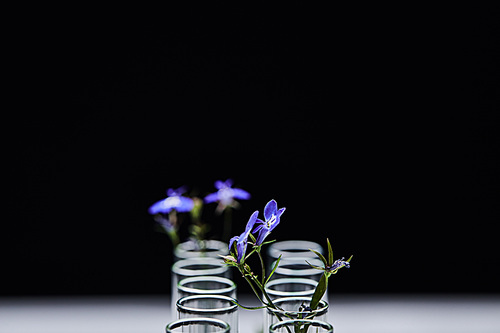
148, 187, 194, 214
253, 199, 285, 245
204, 179, 251, 209
328, 258, 351, 272
229, 210, 258, 263
154, 215, 175, 232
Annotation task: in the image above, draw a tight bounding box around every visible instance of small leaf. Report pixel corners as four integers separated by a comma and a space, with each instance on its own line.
244, 247, 257, 261
230, 240, 238, 253
265, 254, 282, 285
305, 260, 325, 271
327, 238, 334, 267
260, 239, 277, 246
310, 272, 328, 310
309, 249, 328, 267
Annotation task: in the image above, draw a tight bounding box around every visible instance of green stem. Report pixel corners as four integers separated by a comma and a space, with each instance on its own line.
240, 263, 291, 333
240, 264, 266, 306
243, 274, 266, 306
240, 259, 278, 312
167, 211, 180, 247
168, 230, 180, 247
249, 274, 280, 312
255, 250, 287, 317
253, 276, 292, 333
257, 249, 266, 286
168, 210, 178, 226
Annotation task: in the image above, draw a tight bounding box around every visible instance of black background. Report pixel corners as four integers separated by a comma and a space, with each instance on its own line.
3, 6, 499, 296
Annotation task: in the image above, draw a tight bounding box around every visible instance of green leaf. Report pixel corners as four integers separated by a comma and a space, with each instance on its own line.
310, 272, 328, 310
327, 238, 334, 266
305, 260, 325, 271
309, 249, 328, 267
230, 239, 238, 253
244, 247, 258, 261
260, 239, 277, 246
265, 254, 282, 285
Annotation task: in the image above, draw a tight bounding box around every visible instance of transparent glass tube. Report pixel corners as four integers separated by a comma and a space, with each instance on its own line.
269, 319, 333, 333
166, 317, 230, 333
266, 240, 323, 272
177, 276, 237, 299
176, 295, 238, 333
264, 278, 327, 303
267, 240, 324, 261
171, 258, 231, 317
270, 257, 324, 281
175, 240, 229, 261
264, 297, 329, 331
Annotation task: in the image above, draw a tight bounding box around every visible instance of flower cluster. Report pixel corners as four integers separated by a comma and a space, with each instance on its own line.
228, 199, 285, 264
148, 179, 250, 245
222, 199, 352, 325
149, 179, 352, 332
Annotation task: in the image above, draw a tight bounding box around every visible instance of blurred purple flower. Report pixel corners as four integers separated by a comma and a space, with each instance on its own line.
148, 187, 194, 214
253, 199, 285, 245
204, 179, 250, 210
229, 210, 258, 263
154, 215, 175, 232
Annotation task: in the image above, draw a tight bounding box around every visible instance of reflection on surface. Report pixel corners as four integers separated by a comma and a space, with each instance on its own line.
1, 294, 499, 333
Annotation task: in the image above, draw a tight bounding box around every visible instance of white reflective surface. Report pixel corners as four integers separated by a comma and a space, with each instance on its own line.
1, 294, 499, 333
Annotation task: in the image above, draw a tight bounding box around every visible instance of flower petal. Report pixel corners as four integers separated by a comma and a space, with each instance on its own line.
204, 192, 219, 203
255, 227, 270, 245
236, 240, 247, 263
253, 224, 264, 233
264, 199, 277, 221
172, 196, 193, 212
233, 188, 251, 200
244, 211, 259, 234
168, 186, 187, 196
218, 188, 234, 205
148, 199, 172, 214
276, 207, 286, 218
232, 188, 251, 200
269, 217, 280, 232
269, 207, 285, 231
229, 236, 239, 250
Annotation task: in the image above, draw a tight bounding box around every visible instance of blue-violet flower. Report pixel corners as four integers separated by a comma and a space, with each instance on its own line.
228, 210, 258, 263
253, 199, 285, 245
154, 215, 175, 232
328, 257, 351, 272
204, 179, 251, 209
148, 187, 194, 214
